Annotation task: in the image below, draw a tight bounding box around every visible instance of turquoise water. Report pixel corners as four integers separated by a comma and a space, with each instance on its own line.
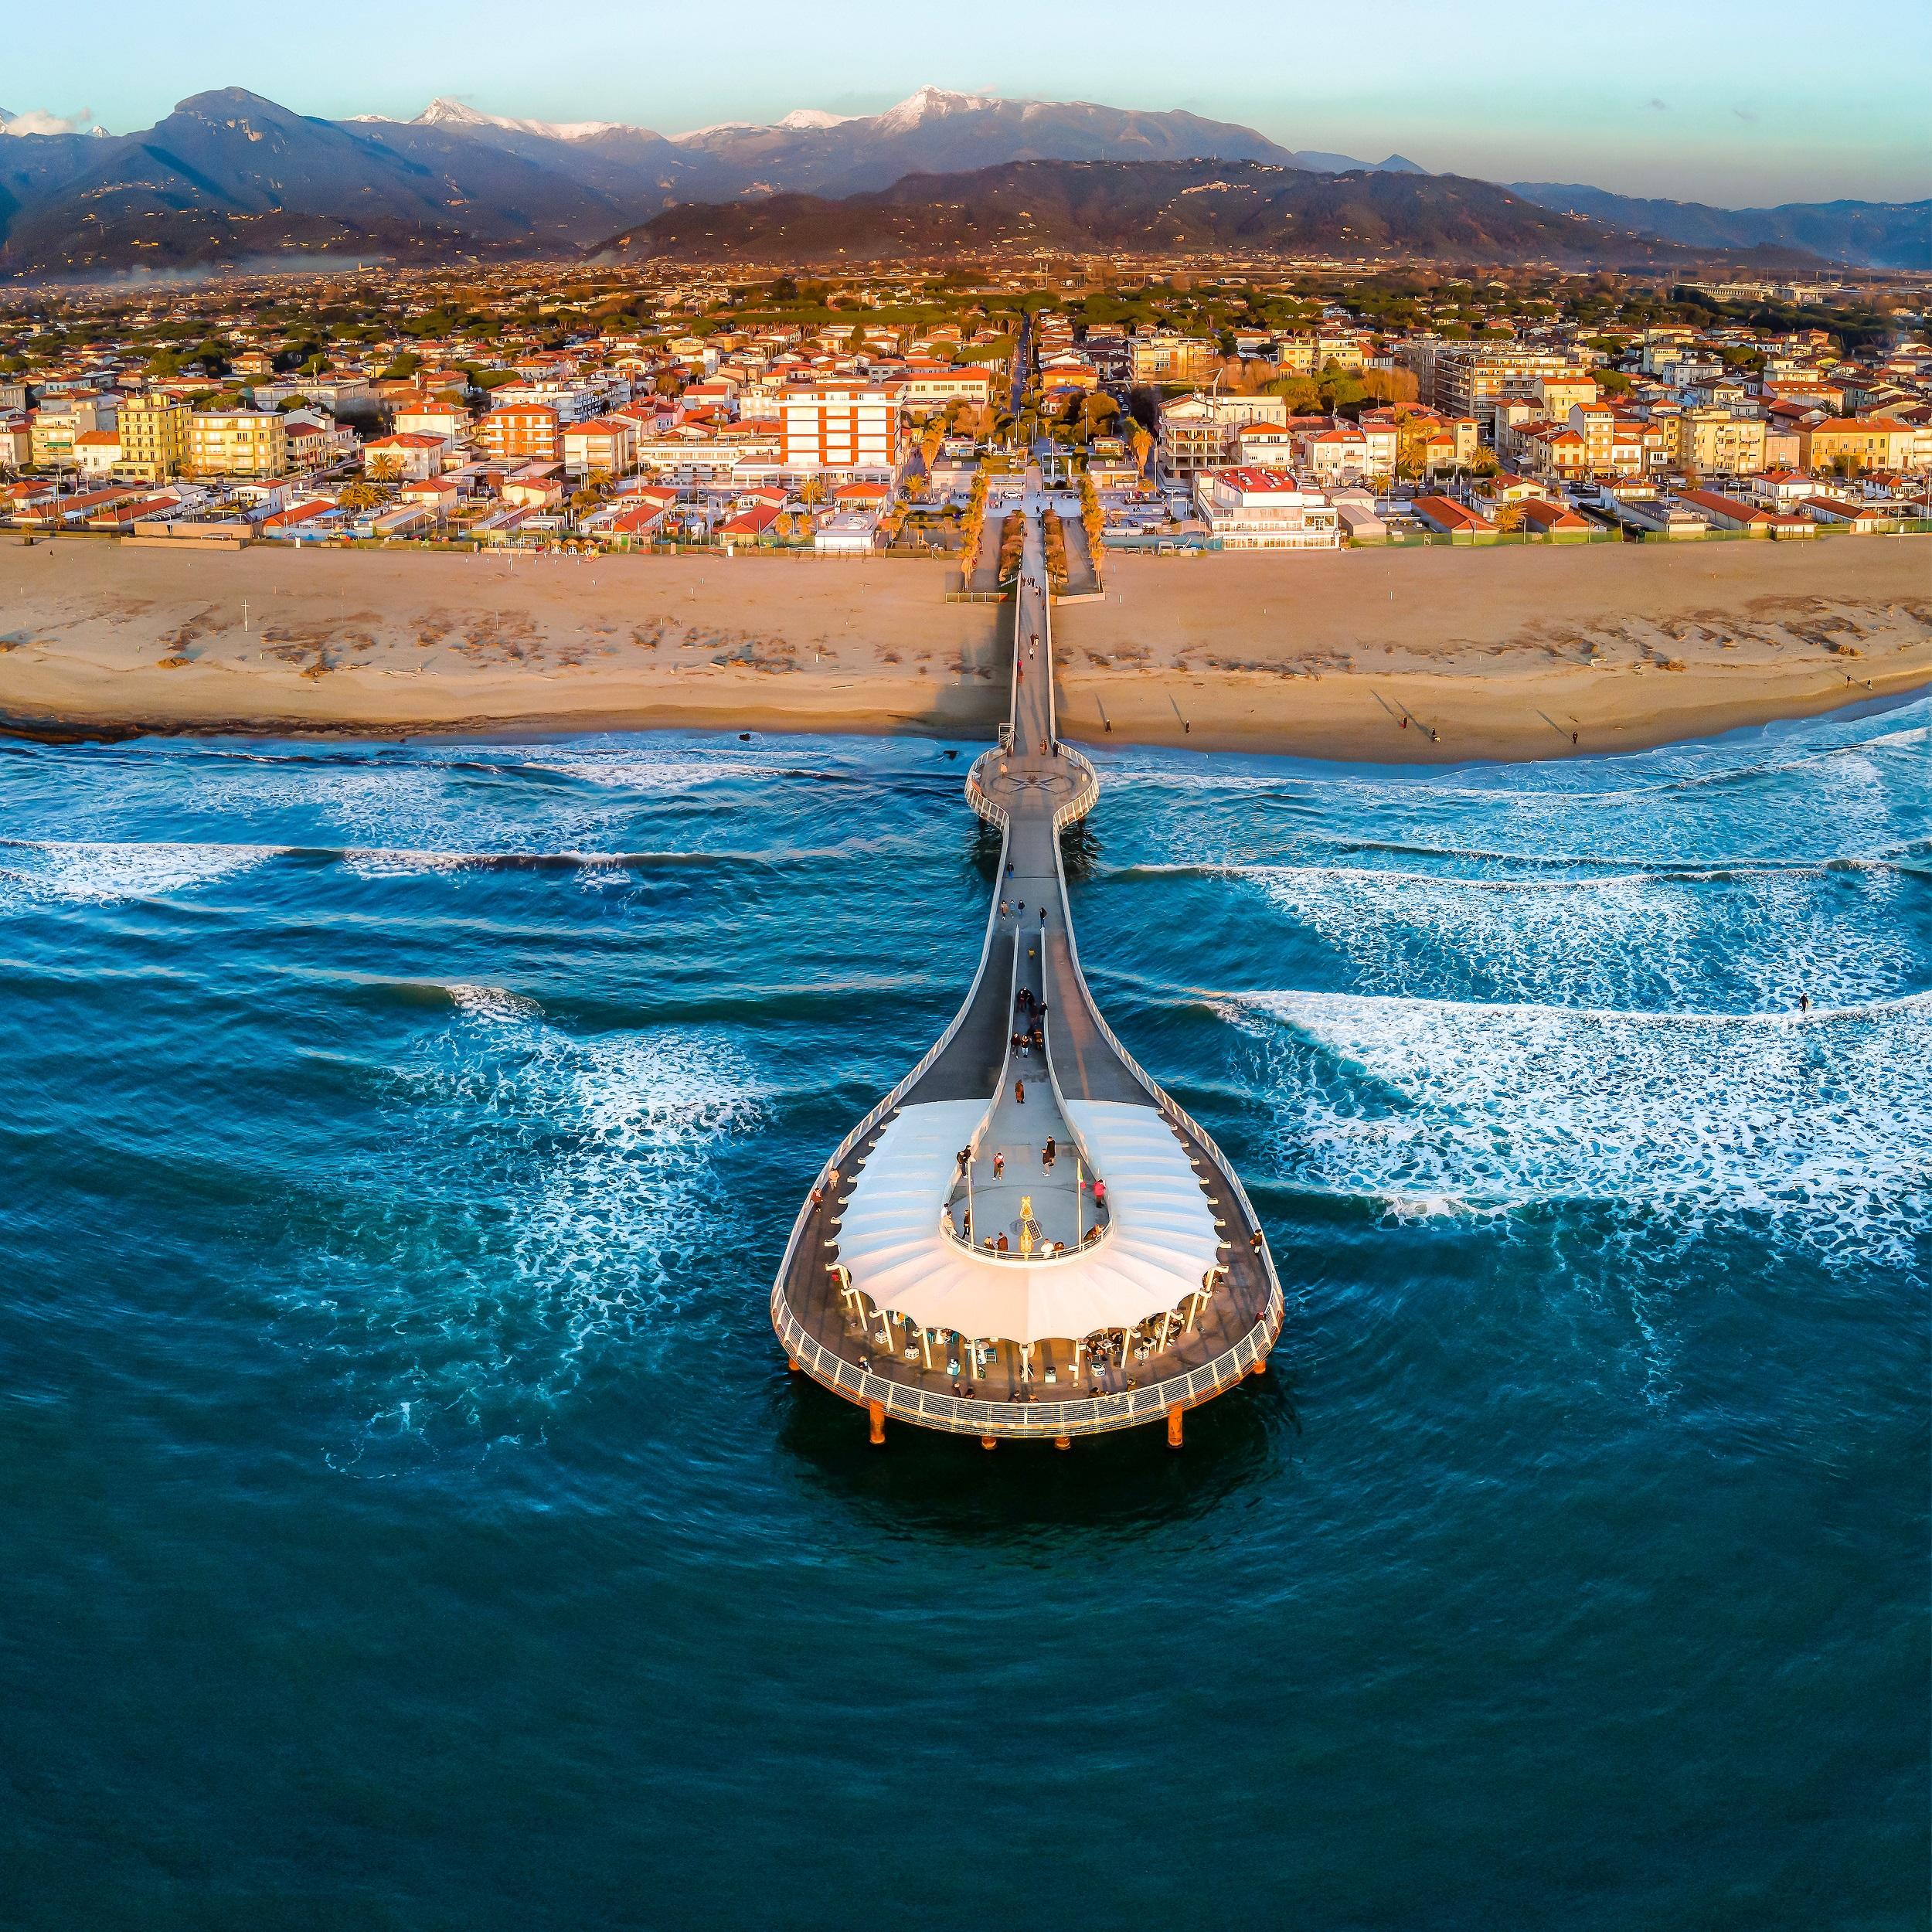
2, 696, 1927, 1929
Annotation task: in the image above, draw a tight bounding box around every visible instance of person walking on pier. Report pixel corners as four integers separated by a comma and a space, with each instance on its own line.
1015, 1078, 1026, 1104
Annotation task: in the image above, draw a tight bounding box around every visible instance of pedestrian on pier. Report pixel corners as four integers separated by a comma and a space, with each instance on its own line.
993, 1151, 1005, 1177
1015, 1079, 1026, 1104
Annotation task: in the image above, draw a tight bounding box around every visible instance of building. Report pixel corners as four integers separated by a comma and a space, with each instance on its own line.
780, 382, 906, 481
71, 429, 122, 479
187, 408, 289, 479
1798, 417, 1917, 476
1673, 409, 1767, 477
561, 417, 638, 480
393, 396, 471, 443
29, 392, 116, 468
1156, 393, 1290, 480
1514, 498, 1594, 541
1192, 468, 1340, 550
1404, 342, 1589, 423
1128, 332, 1218, 386
479, 403, 561, 463
116, 392, 190, 482
905, 366, 993, 414
362, 432, 447, 482
1296, 423, 1376, 488
1410, 495, 1497, 539
814, 510, 879, 553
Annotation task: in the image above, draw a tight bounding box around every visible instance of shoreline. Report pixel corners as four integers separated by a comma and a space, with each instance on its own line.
2, 534, 1926, 764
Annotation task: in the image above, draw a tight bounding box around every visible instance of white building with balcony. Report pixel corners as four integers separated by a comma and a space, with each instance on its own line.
1192, 468, 1341, 551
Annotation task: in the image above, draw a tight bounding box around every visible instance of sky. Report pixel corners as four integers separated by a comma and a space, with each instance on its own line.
4, 0, 1927, 206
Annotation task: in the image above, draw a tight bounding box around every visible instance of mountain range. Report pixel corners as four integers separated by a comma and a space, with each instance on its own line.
1508, 183, 1929, 273
0, 85, 1918, 279
591, 158, 1752, 270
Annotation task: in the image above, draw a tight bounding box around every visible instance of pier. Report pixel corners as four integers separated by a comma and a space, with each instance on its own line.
770, 481, 1283, 1444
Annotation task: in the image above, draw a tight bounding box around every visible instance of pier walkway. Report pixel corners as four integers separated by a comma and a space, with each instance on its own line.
770, 485, 1282, 1444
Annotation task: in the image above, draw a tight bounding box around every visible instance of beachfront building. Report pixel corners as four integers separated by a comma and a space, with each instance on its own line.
561, 417, 638, 480
780, 381, 906, 483
479, 403, 561, 464
116, 393, 190, 482
1156, 393, 1290, 481
29, 391, 115, 468
1674, 409, 1767, 477
1798, 417, 1918, 476
362, 432, 447, 482
1192, 468, 1342, 550
186, 407, 289, 479
71, 429, 121, 479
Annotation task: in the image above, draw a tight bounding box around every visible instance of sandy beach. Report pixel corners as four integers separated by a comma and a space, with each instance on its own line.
1, 532, 1926, 759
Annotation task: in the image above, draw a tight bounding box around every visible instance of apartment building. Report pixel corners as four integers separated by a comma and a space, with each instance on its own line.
1798, 417, 1917, 474
1191, 468, 1341, 551
1404, 342, 1588, 422
903, 365, 993, 414
362, 432, 447, 482
187, 407, 289, 479
115, 392, 189, 482
561, 417, 638, 479
1674, 409, 1767, 476
479, 403, 561, 462
30, 391, 116, 467
1156, 393, 1290, 479
1128, 332, 1217, 386
779, 381, 906, 481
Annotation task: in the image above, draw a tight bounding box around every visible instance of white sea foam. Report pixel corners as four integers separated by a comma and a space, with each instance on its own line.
0, 838, 279, 910
311, 998, 765, 1473
445, 982, 544, 1023
1240, 861, 1923, 1012
342, 846, 484, 878
1225, 987, 1932, 1269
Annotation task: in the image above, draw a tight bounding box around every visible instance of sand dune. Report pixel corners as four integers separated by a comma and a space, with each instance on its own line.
2, 533, 1926, 760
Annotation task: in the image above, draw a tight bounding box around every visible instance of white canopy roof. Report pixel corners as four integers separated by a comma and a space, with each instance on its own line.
832, 1097, 1223, 1345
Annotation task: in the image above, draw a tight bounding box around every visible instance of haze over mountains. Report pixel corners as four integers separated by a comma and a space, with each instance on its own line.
0, 84, 1920, 278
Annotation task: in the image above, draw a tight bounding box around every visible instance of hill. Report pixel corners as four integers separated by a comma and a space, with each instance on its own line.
590, 158, 1803, 269
1509, 183, 1929, 271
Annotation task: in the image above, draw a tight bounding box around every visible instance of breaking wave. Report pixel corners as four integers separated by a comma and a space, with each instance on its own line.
1223, 987, 1932, 1269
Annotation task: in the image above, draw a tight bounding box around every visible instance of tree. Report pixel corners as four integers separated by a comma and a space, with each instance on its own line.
1080, 392, 1120, 439
1360, 367, 1419, 405
382, 351, 421, 382
1127, 423, 1152, 473
798, 473, 828, 507
1260, 375, 1322, 414
338, 481, 387, 512
365, 450, 406, 483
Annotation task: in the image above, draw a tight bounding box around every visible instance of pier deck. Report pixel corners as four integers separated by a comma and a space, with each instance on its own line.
770, 487, 1282, 1443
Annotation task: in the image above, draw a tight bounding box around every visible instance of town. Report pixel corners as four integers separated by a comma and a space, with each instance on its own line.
3, 260, 1929, 565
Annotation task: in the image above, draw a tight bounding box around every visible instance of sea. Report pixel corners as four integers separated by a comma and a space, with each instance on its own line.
2, 692, 1927, 1930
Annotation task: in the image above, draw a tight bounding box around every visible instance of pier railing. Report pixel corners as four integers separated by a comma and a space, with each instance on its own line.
771, 1292, 1274, 1439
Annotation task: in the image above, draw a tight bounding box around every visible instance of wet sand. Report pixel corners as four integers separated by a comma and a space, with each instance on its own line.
2, 533, 1927, 759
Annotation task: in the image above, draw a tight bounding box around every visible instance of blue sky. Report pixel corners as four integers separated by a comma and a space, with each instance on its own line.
5, 0, 1927, 204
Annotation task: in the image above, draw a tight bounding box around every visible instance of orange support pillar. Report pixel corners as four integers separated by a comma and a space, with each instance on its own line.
1251, 1355, 1267, 1377
980, 1436, 998, 1451
1167, 1403, 1184, 1449
867, 1400, 886, 1447
1053, 1436, 1071, 1451
787, 1357, 801, 1374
